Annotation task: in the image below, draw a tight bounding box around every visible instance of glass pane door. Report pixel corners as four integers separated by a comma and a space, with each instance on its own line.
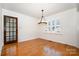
4, 15, 18, 44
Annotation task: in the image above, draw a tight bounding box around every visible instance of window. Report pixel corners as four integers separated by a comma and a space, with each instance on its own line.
45, 18, 60, 33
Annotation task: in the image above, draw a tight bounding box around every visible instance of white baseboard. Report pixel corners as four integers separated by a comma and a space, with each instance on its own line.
0, 43, 3, 56
18, 37, 38, 42
0, 47, 2, 56
39, 37, 79, 48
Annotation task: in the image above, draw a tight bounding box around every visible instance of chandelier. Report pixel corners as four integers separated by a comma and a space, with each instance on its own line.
38, 10, 47, 24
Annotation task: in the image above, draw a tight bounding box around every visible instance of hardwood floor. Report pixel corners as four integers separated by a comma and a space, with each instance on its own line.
1, 38, 79, 56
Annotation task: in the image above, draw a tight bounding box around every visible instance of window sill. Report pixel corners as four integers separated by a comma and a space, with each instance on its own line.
43, 31, 63, 35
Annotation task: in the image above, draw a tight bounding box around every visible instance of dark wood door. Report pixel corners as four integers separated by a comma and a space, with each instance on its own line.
4, 15, 18, 44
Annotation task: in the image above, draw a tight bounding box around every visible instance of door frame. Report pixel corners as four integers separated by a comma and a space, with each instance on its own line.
4, 15, 18, 45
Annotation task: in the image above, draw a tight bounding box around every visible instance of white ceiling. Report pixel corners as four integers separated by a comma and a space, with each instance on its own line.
1, 3, 76, 18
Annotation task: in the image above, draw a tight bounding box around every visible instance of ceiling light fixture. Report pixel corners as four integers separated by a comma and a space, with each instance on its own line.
38, 10, 47, 24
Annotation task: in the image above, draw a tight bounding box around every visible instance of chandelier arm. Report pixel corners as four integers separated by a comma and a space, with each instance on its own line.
39, 10, 44, 22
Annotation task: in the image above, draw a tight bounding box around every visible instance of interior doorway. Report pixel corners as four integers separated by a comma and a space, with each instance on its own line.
4, 15, 18, 44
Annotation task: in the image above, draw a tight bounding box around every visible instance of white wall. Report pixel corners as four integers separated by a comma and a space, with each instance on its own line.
76, 4, 79, 47
0, 5, 3, 55
38, 8, 79, 48
77, 10, 79, 47
2, 9, 38, 42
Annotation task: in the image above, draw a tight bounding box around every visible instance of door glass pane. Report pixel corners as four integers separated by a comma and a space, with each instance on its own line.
14, 32, 16, 35
10, 28, 13, 31
10, 37, 13, 41
6, 23, 9, 27
6, 28, 9, 31
6, 17, 9, 23
14, 28, 16, 31
6, 37, 9, 42
10, 23, 13, 27
6, 32, 9, 36
14, 19, 16, 22
10, 18, 13, 22
5, 17, 9, 28
13, 35, 16, 40
10, 32, 13, 36
14, 24, 16, 27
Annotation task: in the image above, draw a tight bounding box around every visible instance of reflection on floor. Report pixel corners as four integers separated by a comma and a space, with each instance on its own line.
1, 38, 79, 56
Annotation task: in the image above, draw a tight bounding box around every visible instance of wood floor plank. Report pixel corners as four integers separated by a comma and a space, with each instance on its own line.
1, 38, 79, 56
